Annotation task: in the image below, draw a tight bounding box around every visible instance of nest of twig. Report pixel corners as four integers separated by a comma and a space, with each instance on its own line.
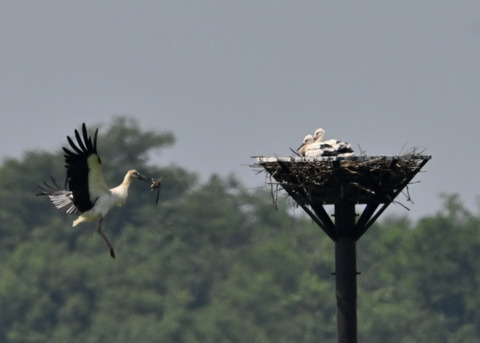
251, 154, 431, 206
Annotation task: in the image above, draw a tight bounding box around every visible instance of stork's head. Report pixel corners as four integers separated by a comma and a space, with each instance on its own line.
127, 169, 152, 183
299, 134, 314, 148
314, 128, 325, 142
297, 134, 314, 156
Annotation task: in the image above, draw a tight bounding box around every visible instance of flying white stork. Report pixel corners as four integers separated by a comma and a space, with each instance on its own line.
313, 128, 355, 157
37, 123, 153, 259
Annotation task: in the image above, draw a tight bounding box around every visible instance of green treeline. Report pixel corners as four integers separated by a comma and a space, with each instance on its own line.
0, 118, 479, 342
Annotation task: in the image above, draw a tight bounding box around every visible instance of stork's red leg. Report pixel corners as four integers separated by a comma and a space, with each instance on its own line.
96, 217, 115, 259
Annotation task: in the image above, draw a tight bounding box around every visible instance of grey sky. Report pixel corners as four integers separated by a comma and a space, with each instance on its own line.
1, 1, 480, 219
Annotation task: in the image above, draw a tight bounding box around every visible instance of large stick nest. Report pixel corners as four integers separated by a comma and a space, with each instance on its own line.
251, 154, 431, 206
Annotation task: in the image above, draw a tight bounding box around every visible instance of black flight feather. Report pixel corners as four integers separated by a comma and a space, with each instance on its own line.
63, 123, 100, 212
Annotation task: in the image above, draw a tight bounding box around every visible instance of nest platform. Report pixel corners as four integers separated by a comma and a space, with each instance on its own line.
252, 154, 431, 205
251, 154, 431, 240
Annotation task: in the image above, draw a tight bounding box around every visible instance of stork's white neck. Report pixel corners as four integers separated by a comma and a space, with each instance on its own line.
314, 129, 326, 142
109, 172, 135, 207
122, 172, 134, 188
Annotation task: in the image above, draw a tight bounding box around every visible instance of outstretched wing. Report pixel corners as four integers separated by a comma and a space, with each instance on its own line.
36, 177, 81, 214
62, 123, 109, 212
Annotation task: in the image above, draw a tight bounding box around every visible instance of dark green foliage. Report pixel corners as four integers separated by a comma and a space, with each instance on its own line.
357, 196, 480, 343
0, 118, 479, 342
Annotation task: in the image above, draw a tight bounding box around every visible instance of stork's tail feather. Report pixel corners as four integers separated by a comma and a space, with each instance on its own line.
36, 176, 63, 196
36, 177, 81, 215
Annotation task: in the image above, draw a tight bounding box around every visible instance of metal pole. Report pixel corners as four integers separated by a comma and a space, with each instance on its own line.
334, 202, 357, 343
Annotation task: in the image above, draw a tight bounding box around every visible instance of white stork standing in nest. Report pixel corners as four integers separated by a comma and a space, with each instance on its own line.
37, 123, 153, 258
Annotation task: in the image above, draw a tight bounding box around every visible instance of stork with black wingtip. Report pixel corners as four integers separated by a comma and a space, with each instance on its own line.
314, 128, 355, 157
37, 123, 153, 258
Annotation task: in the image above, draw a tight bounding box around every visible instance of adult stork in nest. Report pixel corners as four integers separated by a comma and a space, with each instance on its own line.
37, 123, 153, 259
313, 128, 355, 157
297, 133, 337, 157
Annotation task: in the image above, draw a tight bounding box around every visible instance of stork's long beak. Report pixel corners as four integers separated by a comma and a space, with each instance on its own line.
136, 173, 153, 183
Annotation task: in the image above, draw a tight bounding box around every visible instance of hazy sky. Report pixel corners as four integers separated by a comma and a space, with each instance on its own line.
1, 1, 480, 219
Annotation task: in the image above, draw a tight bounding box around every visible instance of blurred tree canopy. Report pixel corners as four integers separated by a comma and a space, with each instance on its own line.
0, 117, 479, 342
